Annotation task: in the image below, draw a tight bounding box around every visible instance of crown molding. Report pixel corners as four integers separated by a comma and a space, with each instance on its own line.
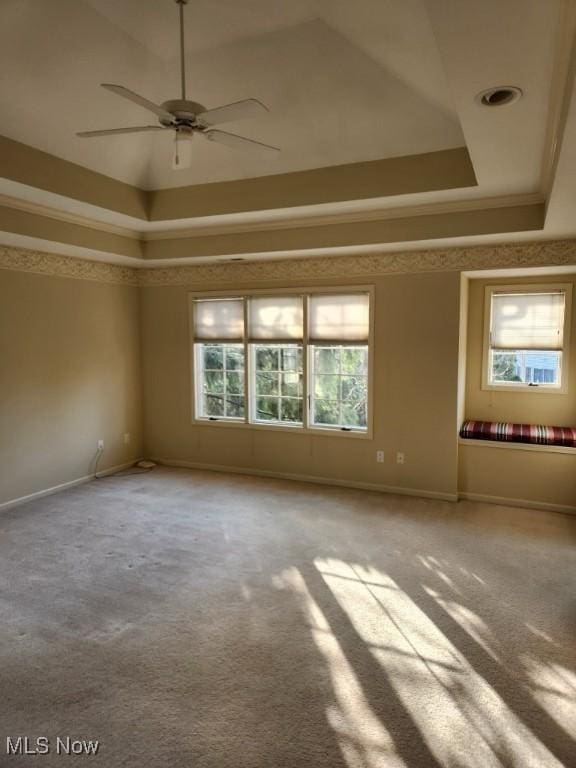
1, 185, 542, 244
142, 193, 544, 241
0, 245, 139, 286
1, 239, 575, 288
0, 193, 140, 239
139, 239, 576, 286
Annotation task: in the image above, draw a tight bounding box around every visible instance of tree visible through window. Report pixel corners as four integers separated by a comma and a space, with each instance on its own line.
311, 346, 368, 428
252, 345, 303, 424
198, 344, 245, 419
192, 292, 371, 432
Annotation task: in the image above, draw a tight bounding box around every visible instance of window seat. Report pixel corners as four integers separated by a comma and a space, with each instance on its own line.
460, 420, 576, 448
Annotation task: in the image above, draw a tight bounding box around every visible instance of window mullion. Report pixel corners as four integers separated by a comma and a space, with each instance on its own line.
303, 295, 309, 430
243, 299, 249, 423
338, 346, 343, 428
222, 347, 227, 419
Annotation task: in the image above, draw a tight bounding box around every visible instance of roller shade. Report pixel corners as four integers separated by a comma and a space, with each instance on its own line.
194, 298, 244, 341
491, 292, 565, 350
248, 296, 303, 341
309, 293, 369, 342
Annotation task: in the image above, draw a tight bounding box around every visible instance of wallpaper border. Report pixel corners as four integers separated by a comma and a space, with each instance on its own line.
140, 239, 576, 286
0, 246, 139, 286
1, 239, 575, 287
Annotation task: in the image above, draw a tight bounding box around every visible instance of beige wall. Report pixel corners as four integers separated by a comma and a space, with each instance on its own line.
459, 445, 576, 509
459, 273, 576, 509
140, 271, 462, 499
1, 254, 574, 512
0, 269, 143, 505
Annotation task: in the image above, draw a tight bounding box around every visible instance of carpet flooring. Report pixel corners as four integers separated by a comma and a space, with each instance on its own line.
0, 466, 575, 767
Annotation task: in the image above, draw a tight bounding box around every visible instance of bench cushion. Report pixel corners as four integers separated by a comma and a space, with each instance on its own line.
460, 420, 576, 448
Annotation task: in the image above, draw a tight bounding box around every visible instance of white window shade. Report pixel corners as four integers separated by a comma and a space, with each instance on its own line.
491, 292, 565, 350
309, 293, 370, 342
248, 296, 303, 340
194, 298, 244, 340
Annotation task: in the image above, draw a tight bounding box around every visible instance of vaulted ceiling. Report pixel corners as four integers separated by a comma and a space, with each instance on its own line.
0, 0, 575, 266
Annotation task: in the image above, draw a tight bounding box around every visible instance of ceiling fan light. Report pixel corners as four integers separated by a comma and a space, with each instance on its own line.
172, 130, 193, 170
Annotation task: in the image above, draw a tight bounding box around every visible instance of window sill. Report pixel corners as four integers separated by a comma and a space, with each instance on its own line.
481, 383, 567, 395
458, 438, 576, 455
192, 419, 372, 439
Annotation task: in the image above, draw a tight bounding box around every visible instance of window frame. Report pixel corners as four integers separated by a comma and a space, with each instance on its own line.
193, 342, 246, 422
189, 286, 374, 438
481, 283, 572, 394
249, 342, 305, 427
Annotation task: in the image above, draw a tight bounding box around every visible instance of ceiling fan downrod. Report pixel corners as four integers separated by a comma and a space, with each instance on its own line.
175, 0, 189, 101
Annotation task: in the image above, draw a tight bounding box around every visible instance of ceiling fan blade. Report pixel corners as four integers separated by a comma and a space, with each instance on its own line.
101, 84, 174, 122
197, 99, 269, 127
204, 130, 280, 155
77, 126, 168, 138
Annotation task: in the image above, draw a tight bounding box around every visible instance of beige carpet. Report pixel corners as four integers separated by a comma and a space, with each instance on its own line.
0, 467, 575, 767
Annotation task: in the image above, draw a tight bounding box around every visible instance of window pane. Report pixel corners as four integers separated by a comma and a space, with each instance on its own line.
225, 347, 244, 370
314, 374, 339, 400
315, 347, 340, 374
490, 350, 561, 386
281, 398, 303, 422
203, 345, 223, 370
197, 343, 245, 420
256, 397, 279, 421
281, 346, 302, 372
311, 344, 368, 431
256, 347, 279, 371
204, 394, 224, 417
341, 375, 367, 402
205, 371, 224, 393
281, 372, 302, 397
226, 396, 245, 418
251, 344, 303, 426
341, 347, 368, 375
226, 371, 244, 395
341, 403, 366, 428
256, 372, 279, 396
314, 400, 340, 425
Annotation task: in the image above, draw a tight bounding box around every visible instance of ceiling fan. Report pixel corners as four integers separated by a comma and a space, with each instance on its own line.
77, 0, 279, 170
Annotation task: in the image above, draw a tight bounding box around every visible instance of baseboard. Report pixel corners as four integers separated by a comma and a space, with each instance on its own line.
153, 457, 459, 502
458, 492, 576, 516
0, 459, 142, 513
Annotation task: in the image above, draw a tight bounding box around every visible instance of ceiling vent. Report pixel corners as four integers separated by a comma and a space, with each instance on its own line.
476, 86, 523, 107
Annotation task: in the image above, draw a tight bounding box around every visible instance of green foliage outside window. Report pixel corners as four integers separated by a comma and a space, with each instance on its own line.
201, 344, 245, 418
312, 346, 368, 428
254, 345, 303, 424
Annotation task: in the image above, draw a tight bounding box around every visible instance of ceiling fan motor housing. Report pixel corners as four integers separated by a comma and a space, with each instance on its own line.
160, 99, 207, 127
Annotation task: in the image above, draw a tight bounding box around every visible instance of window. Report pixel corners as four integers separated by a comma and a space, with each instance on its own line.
311, 346, 368, 428
191, 290, 372, 433
483, 285, 571, 392
308, 293, 370, 430
252, 344, 303, 424
197, 343, 245, 419
193, 298, 245, 420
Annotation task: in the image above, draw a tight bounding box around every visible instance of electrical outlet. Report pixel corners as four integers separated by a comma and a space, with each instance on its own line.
97, 439, 104, 451
123, 433, 130, 445
396, 452, 405, 465
376, 450, 385, 463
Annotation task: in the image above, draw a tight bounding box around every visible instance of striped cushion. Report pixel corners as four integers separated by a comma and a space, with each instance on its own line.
460, 420, 576, 448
